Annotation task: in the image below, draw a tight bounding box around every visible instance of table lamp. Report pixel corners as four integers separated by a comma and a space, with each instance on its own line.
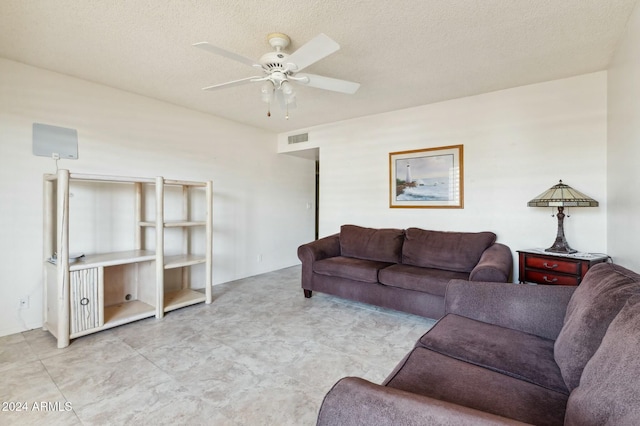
527, 180, 598, 254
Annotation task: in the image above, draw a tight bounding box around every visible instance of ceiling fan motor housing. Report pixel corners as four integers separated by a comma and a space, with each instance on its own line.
259, 51, 290, 72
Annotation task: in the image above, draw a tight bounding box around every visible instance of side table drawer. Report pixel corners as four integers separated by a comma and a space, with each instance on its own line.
524, 270, 580, 286
518, 250, 609, 286
524, 257, 579, 275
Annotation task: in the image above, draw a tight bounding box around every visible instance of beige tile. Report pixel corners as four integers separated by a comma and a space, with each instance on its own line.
42, 343, 170, 409
0, 333, 39, 372
0, 360, 81, 425
1, 266, 435, 425
1, 360, 63, 402
0, 408, 81, 426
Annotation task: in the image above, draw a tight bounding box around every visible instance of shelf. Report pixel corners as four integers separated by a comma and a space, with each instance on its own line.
164, 254, 206, 269
103, 300, 156, 326
67, 250, 156, 271
45, 173, 207, 187
45, 172, 154, 184
69, 300, 156, 339
164, 179, 207, 187
139, 220, 206, 228
44, 170, 212, 348
164, 289, 206, 312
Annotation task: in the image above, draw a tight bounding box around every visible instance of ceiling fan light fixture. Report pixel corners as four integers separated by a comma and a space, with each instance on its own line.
280, 80, 293, 95
280, 80, 296, 103
260, 81, 275, 103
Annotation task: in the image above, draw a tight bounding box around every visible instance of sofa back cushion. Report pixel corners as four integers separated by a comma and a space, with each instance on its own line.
554, 263, 640, 392
339, 225, 404, 264
564, 294, 640, 425
401, 228, 496, 273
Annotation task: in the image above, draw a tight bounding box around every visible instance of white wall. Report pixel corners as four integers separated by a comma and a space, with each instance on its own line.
0, 59, 316, 337
607, 1, 640, 272
280, 73, 608, 276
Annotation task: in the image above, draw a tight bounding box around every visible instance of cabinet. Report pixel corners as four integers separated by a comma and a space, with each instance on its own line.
517, 249, 609, 286
43, 170, 212, 348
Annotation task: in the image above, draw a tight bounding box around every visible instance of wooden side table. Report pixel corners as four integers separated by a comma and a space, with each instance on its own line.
517, 249, 609, 286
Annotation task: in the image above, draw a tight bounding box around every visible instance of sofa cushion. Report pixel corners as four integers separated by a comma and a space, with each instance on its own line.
313, 256, 393, 283
564, 295, 640, 425
339, 225, 404, 264
418, 314, 568, 394
378, 264, 468, 297
402, 228, 496, 273
554, 263, 640, 391
384, 347, 568, 426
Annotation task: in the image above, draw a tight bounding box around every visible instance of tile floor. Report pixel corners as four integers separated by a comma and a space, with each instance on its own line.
0, 265, 436, 425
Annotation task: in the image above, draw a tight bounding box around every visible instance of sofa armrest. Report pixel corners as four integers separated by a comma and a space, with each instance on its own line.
469, 243, 512, 282
445, 280, 576, 340
297, 233, 341, 264
317, 377, 528, 426
298, 233, 341, 292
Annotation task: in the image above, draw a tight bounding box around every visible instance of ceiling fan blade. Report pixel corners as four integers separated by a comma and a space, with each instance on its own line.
202, 76, 261, 91
295, 73, 360, 94
286, 33, 340, 72
193, 42, 259, 68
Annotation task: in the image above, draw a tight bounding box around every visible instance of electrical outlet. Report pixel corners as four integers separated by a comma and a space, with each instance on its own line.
19, 296, 30, 310
257, 254, 263, 262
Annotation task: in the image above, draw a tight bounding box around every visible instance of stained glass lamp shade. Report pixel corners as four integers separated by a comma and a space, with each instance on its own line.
527, 180, 598, 254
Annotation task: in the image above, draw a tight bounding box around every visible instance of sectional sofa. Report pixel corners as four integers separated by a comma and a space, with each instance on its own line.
317, 262, 640, 425
298, 225, 512, 319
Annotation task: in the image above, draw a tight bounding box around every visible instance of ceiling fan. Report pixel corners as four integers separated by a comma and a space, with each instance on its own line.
193, 33, 360, 118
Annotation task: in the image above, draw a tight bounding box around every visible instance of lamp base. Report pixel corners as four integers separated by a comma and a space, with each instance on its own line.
545, 245, 577, 254
545, 206, 578, 254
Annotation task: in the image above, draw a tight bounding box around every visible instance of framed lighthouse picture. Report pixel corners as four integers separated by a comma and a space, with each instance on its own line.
389, 145, 464, 208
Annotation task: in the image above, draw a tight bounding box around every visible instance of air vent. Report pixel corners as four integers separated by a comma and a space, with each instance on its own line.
288, 133, 309, 144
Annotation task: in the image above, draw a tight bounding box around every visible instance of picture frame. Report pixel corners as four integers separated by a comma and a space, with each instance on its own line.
389, 144, 464, 208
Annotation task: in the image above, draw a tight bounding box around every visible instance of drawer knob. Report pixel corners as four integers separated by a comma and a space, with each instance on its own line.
543, 276, 558, 283
543, 262, 559, 269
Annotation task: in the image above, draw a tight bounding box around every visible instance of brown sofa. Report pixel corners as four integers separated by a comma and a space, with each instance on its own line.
298, 225, 512, 319
317, 262, 640, 425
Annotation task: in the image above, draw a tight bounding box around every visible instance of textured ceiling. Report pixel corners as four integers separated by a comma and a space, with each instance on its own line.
0, 0, 637, 133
